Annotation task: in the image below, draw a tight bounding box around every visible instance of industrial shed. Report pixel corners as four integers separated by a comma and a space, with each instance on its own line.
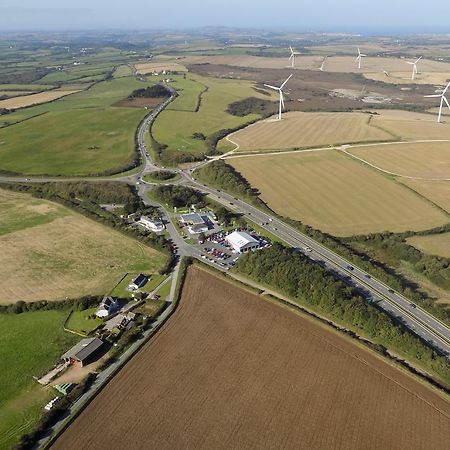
226, 231, 259, 253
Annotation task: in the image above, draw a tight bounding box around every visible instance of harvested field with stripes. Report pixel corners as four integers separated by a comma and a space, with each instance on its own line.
229, 151, 447, 236
347, 141, 450, 179
408, 232, 450, 258
400, 179, 450, 213
228, 111, 395, 152
52, 267, 450, 450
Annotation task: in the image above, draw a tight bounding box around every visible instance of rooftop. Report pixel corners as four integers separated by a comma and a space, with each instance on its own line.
61, 337, 104, 362
226, 231, 259, 248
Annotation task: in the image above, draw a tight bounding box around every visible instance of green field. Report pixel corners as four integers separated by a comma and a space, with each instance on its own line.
65, 308, 103, 335
113, 65, 133, 78
0, 310, 78, 450
152, 74, 272, 158
110, 273, 168, 299
0, 77, 151, 175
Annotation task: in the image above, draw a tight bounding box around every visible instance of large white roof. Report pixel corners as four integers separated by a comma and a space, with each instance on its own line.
226, 231, 259, 248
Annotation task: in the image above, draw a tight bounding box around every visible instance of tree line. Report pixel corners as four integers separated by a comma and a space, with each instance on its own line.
236, 244, 450, 386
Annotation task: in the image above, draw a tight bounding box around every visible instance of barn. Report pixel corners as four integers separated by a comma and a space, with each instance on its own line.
61, 338, 105, 367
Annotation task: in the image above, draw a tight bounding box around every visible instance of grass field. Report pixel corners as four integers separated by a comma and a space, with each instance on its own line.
52, 267, 450, 450
347, 141, 450, 179
0, 310, 77, 450
112, 65, 133, 78
0, 77, 151, 175
65, 308, 103, 335
229, 151, 448, 236
152, 74, 274, 156
228, 111, 395, 152
400, 179, 450, 213
0, 107, 145, 175
0, 90, 80, 110
0, 189, 167, 303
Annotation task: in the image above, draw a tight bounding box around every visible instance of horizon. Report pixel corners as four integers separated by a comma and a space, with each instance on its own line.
1, 1, 450, 33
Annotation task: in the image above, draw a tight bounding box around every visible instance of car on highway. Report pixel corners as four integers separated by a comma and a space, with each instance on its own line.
346, 265, 354, 271
305, 247, 312, 252
410, 303, 417, 308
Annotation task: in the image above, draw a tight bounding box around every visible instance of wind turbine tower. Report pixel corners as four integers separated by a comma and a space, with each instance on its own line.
289, 46, 301, 68
264, 74, 293, 120
425, 81, 450, 123
356, 48, 367, 69
406, 56, 422, 80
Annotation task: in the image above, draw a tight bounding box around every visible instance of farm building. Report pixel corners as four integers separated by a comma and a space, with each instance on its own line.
61, 337, 104, 367
226, 231, 259, 253
139, 216, 165, 232
95, 296, 120, 318
129, 274, 148, 291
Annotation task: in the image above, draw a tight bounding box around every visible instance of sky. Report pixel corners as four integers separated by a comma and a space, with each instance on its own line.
1, 1, 450, 33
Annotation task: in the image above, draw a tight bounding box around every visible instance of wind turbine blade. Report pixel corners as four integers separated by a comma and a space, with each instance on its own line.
443, 81, 450, 95
415, 56, 423, 63
357, 47, 361, 55
360, 53, 367, 57
444, 96, 450, 109
406, 61, 414, 65
280, 92, 285, 109
264, 84, 279, 91
424, 94, 442, 98
280, 74, 293, 89
290, 46, 294, 55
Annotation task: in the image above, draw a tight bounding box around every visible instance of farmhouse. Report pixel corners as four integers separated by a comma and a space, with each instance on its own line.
61, 337, 104, 367
95, 296, 120, 318
139, 215, 165, 232
226, 231, 259, 253
129, 273, 148, 291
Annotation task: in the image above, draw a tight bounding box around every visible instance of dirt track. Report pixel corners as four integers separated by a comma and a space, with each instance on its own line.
52, 267, 450, 450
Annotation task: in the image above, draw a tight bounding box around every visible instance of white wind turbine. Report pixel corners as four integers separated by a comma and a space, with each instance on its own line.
356, 48, 366, 69
264, 74, 293, 120
424, 81, 450, 123
406, 56, 422, 80
288, 46, 301, 68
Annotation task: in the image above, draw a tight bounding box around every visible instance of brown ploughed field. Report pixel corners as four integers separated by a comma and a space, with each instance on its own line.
52, 267, 450, 450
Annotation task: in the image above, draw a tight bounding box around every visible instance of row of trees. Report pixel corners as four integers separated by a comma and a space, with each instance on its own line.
236, 244, 450, 385
196, 160, 264, 206
0, 295, 101, 314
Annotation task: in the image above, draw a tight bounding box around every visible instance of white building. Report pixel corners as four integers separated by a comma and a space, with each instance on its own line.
95, 296, 120, 318
139, 215, 165, 232
226, 231, 260, 253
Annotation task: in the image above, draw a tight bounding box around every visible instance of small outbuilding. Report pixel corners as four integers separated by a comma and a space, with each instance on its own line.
61, 337, 104, 367
226, 231, 260, 253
